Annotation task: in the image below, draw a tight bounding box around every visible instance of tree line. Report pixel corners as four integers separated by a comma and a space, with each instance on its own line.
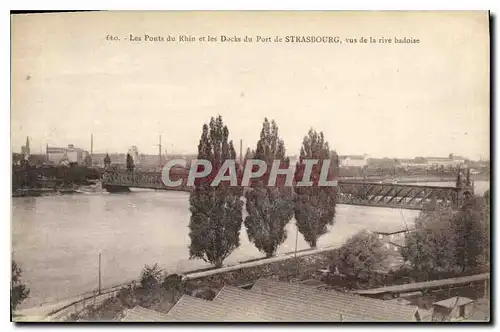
188, 115, 339, 267
401, 190, 490, 277
12, 161, 101, 189
326, 190, 490, 284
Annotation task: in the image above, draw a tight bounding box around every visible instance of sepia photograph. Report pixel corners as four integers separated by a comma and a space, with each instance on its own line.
10, 10, 490, 323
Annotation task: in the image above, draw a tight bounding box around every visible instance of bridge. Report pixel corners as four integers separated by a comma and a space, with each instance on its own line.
102, 170, 473, 210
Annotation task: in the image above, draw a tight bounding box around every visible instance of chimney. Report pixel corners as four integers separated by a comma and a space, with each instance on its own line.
91, 134, 94, 157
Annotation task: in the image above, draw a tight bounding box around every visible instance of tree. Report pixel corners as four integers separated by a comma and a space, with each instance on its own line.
402, 192, 490, 276
162, 274, 183, 293
11, 260, 30, 312
243, 147, 254, 166
333, 230, 388, 279
401, 205, 459, 277
126, 153, 135, 172
84, 154, 92, 167
452, 193, 490, 271
482, 190, 491, 264
104, 153, 111, 168
294, 129, 337, 248
188, 115, 243, 268
244, 119, 294, 258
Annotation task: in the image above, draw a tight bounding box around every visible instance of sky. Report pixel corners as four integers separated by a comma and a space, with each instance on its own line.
11, 11, 490, 160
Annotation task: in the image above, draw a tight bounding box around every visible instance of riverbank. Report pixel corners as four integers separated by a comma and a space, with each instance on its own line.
12, 181, 105, 197
14, 246, 339, 321
21, 244, 489, 322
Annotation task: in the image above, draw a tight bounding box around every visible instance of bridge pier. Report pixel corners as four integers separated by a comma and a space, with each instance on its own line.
103, 185, 131, 193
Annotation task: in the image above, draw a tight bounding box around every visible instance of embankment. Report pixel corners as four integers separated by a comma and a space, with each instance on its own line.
20, 246, 338, 321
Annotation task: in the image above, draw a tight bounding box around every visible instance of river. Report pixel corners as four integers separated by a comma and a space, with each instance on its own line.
12, 180, 490, 308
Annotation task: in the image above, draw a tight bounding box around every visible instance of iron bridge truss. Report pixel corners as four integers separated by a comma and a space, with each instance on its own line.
336, 181, 462, 210
102, 171, 468, 210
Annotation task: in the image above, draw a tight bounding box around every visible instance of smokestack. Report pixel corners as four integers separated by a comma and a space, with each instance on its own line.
158, 135, 162, 165
90, 134, 94, 157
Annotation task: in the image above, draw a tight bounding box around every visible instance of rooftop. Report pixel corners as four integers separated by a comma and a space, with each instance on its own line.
464, 298, 490, 322
432, 296, 474, 309
166, 295, 232, 321
121, 306, 175, 322
213, 285, 343, 322
250, 279, 418, 321
386, 298, 412, 306
353, 273, 490, 296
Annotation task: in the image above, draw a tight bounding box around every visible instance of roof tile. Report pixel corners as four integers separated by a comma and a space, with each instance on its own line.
433, 296, 474, 308
213, 286, 342, 322
121, 306, 175, 322
251, 279, 418, 321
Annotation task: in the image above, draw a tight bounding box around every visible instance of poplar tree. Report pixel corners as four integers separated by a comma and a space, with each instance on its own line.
188, 115, 243, 268
126, 153, 135, 172
244, 119, 294, 258
243, 147, 254, 167
294, 129, 338, 248
104, 153, 111, 168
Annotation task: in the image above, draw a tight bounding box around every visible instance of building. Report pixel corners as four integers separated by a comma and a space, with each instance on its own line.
386, 298, 412, 306
46, 147, 67, 164
426, 157, 455, 169
66, 144, 81, 163
432, 297, 475, 322
46, 144, 87, 165
128, 146, 141, 166
90, 153, 107, 167
426, 154, 467, 169
463, 298, 490, 322
399, 159, 428, 169
353, 273, 490, 301
339, 154, 368, 168
12, 153, 24, 165
122, 279, 420, 322
371, 226, 414, 252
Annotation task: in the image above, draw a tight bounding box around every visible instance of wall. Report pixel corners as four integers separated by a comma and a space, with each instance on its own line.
67, 151, 78, 163
184, 248, 337, 294
340, 158, 367, 168
48, 152, 65, 163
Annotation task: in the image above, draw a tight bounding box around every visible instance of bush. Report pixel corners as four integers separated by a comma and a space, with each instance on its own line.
140, 263, 164, 290
332, 230, 388, 280
11, 260, 29, 312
